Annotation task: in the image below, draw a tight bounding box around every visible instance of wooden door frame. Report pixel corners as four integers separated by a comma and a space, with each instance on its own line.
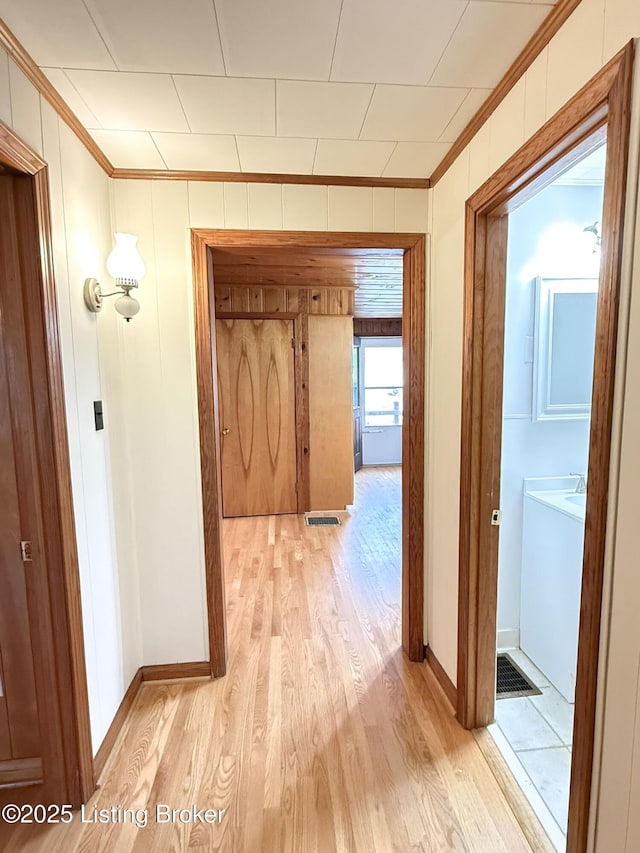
457, 42, 634, 852
191, 229, 426, 674
0, 122, 94, 803
353, 335, 363, 474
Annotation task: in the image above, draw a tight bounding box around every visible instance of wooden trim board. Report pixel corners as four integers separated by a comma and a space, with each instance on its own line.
473, 729, 556, 853
112, 168, 429, 189
192, 229, 426, 665
0, 18, 112, 175
93, 669, 143, 782
353, 318, 402, 337
0, 758, 43, 788
0, 119, 94, 805
430, 0, 585, 185
457, 42, 634, 853
140, 662, 212, 682
424, 646, 457, 711
93, 662, 212, 783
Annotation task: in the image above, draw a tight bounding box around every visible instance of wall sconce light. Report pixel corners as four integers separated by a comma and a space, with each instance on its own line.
583, 221, 602, 253
84, 232, 146, 322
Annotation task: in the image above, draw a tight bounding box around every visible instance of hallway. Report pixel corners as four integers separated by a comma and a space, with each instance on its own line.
1, 468, 534, 851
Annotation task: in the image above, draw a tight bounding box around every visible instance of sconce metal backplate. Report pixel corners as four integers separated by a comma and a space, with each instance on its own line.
84, 277, 103, 313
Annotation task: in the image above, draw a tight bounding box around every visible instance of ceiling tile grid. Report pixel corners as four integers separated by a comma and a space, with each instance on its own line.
0, 0, 557, 177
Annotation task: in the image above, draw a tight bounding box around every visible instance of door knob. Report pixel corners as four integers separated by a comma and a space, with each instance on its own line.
222, 428, 230, 435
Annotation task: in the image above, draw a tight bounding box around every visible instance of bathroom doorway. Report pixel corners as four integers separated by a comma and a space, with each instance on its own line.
492, 145, 605, 849
456, 43, 633, 853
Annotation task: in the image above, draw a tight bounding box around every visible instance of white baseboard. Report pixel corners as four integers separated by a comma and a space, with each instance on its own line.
497, 628, 520, 651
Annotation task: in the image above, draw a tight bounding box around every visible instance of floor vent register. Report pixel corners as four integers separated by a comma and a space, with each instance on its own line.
305, 516, 341, 526
496, 653, 542, 699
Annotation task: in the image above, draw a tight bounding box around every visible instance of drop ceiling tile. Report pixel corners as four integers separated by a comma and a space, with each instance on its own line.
331, 0, 467, 85
0, 0, 116, 69
84, 0, 225, 75
236, 136, 316, 174
89, 130, 167, 168
216, 0, 342, 80
438, 88, 493, 143
66, 70, 188, 131
152, 133, 239, 171
43, 68, 102, 127
361, 85, 468, 143
277, 81, 373, 139
430, 2, 552, 88
174, 76, 275, 136
383, 142, 451, 178
314, 140, 395, 177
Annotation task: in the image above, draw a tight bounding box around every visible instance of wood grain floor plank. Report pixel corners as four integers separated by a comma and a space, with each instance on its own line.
0, 468, 542, 851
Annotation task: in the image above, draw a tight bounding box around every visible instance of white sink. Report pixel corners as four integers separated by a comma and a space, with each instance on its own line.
525, 486, 586, 522
565, 493, 587, 508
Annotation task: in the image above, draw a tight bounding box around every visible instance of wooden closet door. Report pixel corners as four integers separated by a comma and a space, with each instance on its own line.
0, 176, 41, 764
216, 319, 297, 517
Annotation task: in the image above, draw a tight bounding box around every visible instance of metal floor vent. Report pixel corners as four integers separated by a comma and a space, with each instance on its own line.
305, 515, 341, 526
496, 653, 542, 699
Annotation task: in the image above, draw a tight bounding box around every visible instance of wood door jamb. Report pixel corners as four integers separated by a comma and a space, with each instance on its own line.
192, 229, 427, 666
457, 41, 635, 853
0, 120, 94, 804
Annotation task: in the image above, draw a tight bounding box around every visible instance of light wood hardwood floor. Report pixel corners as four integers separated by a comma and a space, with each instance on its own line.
1, 467, 534, 852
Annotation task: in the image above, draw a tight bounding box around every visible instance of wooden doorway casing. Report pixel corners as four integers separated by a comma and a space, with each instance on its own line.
191, 229, 426, 674
457, 42, 634, 853
0, 123, 94, 804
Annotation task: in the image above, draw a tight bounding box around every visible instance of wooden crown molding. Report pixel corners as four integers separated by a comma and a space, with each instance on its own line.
110, 168, 429, 189
429, 0, 585, 186
0, 17, 114, 175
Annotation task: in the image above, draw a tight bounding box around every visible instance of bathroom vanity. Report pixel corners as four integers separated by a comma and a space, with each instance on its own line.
520, 476, 586, 702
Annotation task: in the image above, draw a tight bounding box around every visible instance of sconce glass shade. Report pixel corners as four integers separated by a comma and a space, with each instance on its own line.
115, 292, 141, 322
106, 232, 145, 287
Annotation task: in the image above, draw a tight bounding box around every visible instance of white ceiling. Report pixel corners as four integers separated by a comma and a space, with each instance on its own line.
0, 0, 557, 177
553, 144, 607, 186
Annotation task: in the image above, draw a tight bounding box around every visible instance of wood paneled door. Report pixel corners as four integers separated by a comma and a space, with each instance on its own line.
216, 318, 297, 517
0, 176, 42, 782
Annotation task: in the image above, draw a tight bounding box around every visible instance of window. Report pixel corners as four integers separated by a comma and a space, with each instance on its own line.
363, 343, 403, 426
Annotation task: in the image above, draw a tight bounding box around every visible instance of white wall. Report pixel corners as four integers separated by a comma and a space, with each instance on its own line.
0, 46, 140, 751
498, 184, 602, 640
427, 0, 640, 848
110, 181, 429, 665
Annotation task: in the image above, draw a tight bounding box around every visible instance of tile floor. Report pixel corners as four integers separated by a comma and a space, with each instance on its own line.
492, 648, 575, 850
